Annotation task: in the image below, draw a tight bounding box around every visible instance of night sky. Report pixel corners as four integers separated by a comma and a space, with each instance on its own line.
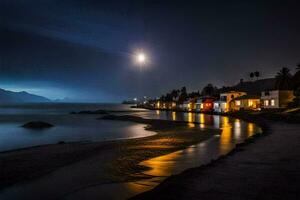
1, 0, 300, 102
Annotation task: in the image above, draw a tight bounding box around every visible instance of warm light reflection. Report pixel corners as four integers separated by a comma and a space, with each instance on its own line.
139, 150, 183, 176
199, 113, 205, 124
219, 117, 232, 154
156, 110, 160, 115
234, 119, 241, 139
126, 114, 262, 198
172, 112, 176, 121
125, 181, 155, 197
187, 112, 195, 128
247, 123, 255, 137
199, 124, 205, 129
213, 115, 220, 129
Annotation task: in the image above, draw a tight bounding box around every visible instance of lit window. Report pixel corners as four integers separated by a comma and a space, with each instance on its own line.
248, 100, 253, 107
271, 99, 275, 106
236, 100, 241, 106
200, 104, 204, 109
264, 100, 269, 106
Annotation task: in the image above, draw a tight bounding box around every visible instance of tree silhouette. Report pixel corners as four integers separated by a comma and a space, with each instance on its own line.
293, 63, 300, 89
160, 95, 166, 102
201, 83, 217, 97
254, 71, 260, 80
275, 67, 293, 90
170, 89, 179, 101
250, 72, 254, 81
178, 87, 188, 103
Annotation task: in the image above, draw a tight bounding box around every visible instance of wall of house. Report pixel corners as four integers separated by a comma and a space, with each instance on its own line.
214, 101, 227, 113
231, 99, 260, 111
261, 90, 295, 108
261, 91, 279, 108
220, 91, 246, 112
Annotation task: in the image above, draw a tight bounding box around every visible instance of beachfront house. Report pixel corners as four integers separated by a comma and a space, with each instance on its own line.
180, 98, 196, 111
214, 91, 247, 113
213, 100, 227, 113
196, 97, 215, 112
181, 100, 190, 111
230, 95, 261, 111
261, 90, 295, 109
167, 101, 177, 109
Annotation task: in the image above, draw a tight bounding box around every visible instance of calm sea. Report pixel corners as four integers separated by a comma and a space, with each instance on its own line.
0, 103, 262, 155
0, 103, 154, 152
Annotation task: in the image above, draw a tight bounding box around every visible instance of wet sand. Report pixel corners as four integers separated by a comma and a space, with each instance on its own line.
132, 121, 300, 200
0, 115, 219, 199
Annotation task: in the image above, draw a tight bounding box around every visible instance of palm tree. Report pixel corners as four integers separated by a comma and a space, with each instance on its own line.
254, 71, 260, 80
293, 63, 300, 89
170, 89, 179, 101
250, 72, 254, 81
275, 67, 293, 90
178, 87, 188, 103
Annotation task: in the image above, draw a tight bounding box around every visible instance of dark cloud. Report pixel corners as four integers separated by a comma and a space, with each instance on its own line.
1, 0, 300, 101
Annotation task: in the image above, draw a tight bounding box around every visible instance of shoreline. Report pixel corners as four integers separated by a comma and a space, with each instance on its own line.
131, 112, 300, 199
0, 115, 219, 192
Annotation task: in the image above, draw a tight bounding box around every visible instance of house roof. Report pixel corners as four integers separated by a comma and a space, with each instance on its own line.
196, 96, 216, 103
233, 95, 260, 100
203, 99, 214, 103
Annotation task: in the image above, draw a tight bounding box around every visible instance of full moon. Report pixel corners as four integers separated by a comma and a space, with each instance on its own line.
137, 53, 146, 63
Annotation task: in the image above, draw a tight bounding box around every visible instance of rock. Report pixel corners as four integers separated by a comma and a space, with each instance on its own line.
22, 121, 54, 129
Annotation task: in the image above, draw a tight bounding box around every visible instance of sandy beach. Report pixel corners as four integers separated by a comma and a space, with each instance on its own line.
0, 115, 219, 199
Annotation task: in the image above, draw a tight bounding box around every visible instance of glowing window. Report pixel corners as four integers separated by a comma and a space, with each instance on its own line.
235, 100, 241, 106
248, 100, 253, 107
264, 100, 269, 106
271, 99, 275, 106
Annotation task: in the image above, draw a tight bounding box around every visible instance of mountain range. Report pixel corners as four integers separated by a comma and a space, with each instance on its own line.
0, 88, 50, 103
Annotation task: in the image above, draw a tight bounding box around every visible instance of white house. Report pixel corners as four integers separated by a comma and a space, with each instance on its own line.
261, 90, 295, 109
214, 91, 247, 113
213, 100, 227, 113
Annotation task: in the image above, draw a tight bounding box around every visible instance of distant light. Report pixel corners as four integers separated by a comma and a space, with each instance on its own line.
133, 98, 137, 101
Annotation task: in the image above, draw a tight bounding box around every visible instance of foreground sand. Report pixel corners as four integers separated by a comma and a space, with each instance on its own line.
0, 115, 218, 199
132, 121, 300, 200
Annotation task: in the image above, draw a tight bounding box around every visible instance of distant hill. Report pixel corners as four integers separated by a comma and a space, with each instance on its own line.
219, 78, 276, 95
0, 88, 51, 103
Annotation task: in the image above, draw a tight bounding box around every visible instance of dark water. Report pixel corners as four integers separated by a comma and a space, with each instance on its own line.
0, 103, 154, 152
